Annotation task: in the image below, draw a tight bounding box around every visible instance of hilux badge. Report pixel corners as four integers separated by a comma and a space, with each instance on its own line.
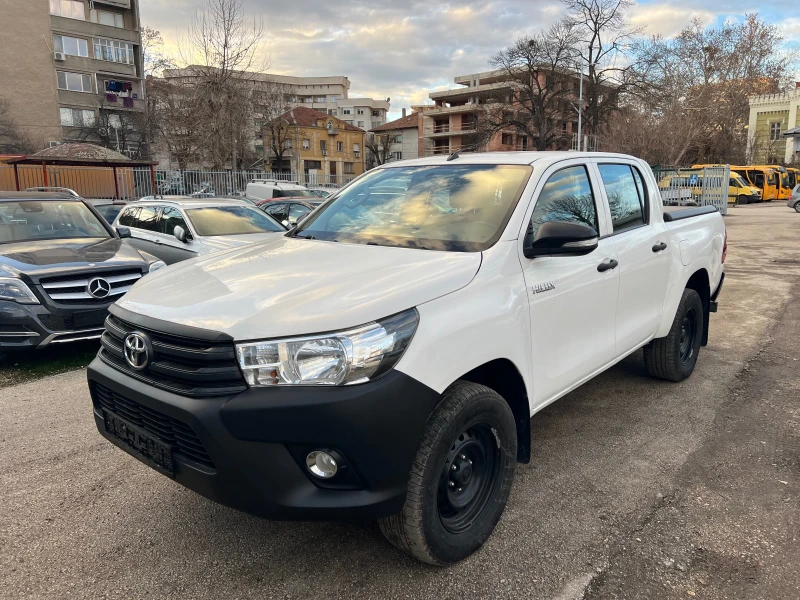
532, 281, 556, 294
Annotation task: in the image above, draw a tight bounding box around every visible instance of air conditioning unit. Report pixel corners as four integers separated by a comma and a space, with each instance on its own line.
321, 149, 328, 156
54, 52, 66, 61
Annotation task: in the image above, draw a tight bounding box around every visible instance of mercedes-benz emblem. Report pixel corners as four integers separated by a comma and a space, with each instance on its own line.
87, 277, 112, 299
124, 332, 151, 371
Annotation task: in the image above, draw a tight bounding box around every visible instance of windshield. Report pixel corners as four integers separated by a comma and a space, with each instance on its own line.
0, 201, 110, 244
185, 205, 285, 236
294, 164, 533, 251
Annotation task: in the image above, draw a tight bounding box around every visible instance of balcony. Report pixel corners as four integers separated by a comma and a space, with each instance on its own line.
424, 124, 478, 138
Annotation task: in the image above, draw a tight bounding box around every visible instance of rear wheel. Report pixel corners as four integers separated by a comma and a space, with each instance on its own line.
794, 202, 800, 213
644, 288, 704, 382
378, 381, 517, 565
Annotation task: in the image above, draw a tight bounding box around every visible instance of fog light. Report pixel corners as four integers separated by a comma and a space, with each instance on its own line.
306, 451, 338, 479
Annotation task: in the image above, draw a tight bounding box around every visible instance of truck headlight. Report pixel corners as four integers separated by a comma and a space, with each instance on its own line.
0, 277, 39, 304
236, 308, 419, 387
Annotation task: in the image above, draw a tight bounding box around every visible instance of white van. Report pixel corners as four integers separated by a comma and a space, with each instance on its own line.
245, 179, 317, 201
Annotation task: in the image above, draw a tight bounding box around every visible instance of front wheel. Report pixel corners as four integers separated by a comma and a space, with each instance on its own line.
736, 195, 749, 205
644, 288, 704, 382
378, 381, 517, 565
794, 202, 800, 213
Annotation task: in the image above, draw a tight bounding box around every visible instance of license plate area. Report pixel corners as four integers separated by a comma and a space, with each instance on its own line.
103, 410, 175, 477
74, 310, 108, 329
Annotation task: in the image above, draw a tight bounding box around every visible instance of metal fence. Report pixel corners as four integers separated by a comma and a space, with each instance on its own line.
652, 166, 730, 215
0, 165, 348, 200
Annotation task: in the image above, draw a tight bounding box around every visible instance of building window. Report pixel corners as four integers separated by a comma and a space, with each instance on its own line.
56, 71, 93, 92
393, 152, 403, 160
373, 121, 383, 127
357, 121, 365, 128
93, 38, 135, 65
302, 139, 310, 150
337, 141, 343, 152
501, 133, 513, 145
60, 108, 95, 127
285, 140, 293, 149
304, 160, 322, 171
330, 109, 337, 116
770, 121, 782, 141
90, 8, 124, 28
342, 109, 351, 115
372, 110, 381, 117
303, 97, 313, 103
357, 109, 365, 115
315, 96, 326, 103
320, 140, 327, 152
107, 114, 122, 130
50, 0, 85, 20
329, 96, 338, 102
53, 35, 89, 57
394, 134, 402, 143
344, 163, 355, 175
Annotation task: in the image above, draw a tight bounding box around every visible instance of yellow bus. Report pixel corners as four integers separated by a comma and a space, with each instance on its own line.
760, 165, 792, 200
787, 167, 799, 190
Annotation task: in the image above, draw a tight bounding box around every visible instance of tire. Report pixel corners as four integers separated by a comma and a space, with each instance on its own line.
794, 202, 800, 213
644, 288, 704, 382
736, 195, 749, 205
378, 381, 517, 565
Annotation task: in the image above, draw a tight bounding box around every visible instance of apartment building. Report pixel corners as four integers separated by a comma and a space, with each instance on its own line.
265, 106, 366, 183
0, 0, 145, 154
420, 69, 587, 157
748, 85, 800, 164
162, 68, 389, 153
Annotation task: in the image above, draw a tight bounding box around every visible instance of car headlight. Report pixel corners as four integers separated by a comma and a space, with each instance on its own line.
236, 308, 419, 387
148, 260, 167, 273
0, 277, 39, 304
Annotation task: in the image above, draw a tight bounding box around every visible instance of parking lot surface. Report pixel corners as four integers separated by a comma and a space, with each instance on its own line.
1, 203, 798, 599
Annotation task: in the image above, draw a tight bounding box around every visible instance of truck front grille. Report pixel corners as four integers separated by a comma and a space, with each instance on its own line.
99, 314, 247, 398
92, 382, 215, 470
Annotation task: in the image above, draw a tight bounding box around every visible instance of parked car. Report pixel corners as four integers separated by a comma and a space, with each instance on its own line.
0, 191, 164, 352
87, 152, 725, 565
86, 200, 128, 224
245, 179, 317, 201
257, 197, 325, 227
307, 188, 335, 199
112, 198, 285, 264
789, 184, 800, 212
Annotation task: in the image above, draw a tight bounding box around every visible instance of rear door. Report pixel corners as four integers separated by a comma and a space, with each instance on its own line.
117, 205, 164, 257
519, 161, 620, 407
153, 206, 199, 264
593, 160, 669, 353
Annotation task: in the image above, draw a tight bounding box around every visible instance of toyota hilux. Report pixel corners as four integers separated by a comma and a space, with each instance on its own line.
86, 152, 725, 565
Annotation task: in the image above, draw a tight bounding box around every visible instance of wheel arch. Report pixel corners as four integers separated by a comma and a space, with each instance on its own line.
456, 358, 531, 464
684, 268, 711, 345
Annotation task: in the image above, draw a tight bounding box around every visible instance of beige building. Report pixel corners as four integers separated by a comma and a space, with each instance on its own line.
747, 85, 800, 164
0, 0, 145, 154
162, 67, 390, 155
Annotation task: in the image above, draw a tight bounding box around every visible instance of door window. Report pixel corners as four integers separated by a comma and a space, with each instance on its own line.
529, 165, 598, 238
288, 204, 311, 224
117, 206, 139, 227
263, 203, 288, 222
158, 207, 189, 237
135, 206, 160, 232
598, 164, 647, 233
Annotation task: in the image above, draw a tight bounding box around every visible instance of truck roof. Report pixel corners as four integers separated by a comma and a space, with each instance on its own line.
387, 151, 645, 168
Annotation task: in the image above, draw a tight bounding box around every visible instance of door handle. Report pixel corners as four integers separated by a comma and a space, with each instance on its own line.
597, 259, 619, 272
652, 242, 667, 252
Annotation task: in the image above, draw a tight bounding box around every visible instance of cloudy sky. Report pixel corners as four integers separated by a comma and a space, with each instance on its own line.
141, 0, 800, 121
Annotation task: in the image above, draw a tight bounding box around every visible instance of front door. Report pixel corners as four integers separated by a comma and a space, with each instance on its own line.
594, 161, 670, 353
518, 162, 620, 409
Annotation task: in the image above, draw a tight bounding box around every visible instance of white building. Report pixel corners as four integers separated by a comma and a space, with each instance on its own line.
369, 110, 422, 163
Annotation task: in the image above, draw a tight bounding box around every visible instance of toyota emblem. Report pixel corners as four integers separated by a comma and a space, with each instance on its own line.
124, 332, 151, 370
87, 277, 112, 299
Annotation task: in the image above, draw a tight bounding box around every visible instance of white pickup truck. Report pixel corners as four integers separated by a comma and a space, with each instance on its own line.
87, 152, 725, 565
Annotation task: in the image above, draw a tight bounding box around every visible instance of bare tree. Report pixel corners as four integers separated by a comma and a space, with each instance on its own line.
176, 0, 268, 169
146, 78, 204, 170
487, 21, 580, 151
562, 0, 643, 135
141, 27, 175, 77
0, 98, 42, 154
365, 130, 399, 168
256, 81, 294, 171
71, 94, 150, 158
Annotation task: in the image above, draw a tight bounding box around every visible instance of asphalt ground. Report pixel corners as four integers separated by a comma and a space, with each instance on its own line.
1, 202, 798, 599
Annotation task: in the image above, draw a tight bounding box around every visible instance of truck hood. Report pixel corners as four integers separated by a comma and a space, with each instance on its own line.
0, 238, 148, 279
198, 232, 282, 254
118, 236, 482, 340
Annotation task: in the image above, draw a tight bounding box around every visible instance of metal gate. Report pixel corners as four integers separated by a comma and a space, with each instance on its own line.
652, 166, 730, 215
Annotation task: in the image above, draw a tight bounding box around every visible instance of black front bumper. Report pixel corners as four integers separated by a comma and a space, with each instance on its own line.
0, 300, 107, 350
87, 358, 440, 521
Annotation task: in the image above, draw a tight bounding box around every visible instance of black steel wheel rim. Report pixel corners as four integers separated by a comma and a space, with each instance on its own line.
437, 423, 502, 534
679, 307, 698, 364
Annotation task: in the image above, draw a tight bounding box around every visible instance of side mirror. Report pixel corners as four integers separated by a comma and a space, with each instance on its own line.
523, 221, 599, 258
174, 225, 188, 243
116, 226, 131, 239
